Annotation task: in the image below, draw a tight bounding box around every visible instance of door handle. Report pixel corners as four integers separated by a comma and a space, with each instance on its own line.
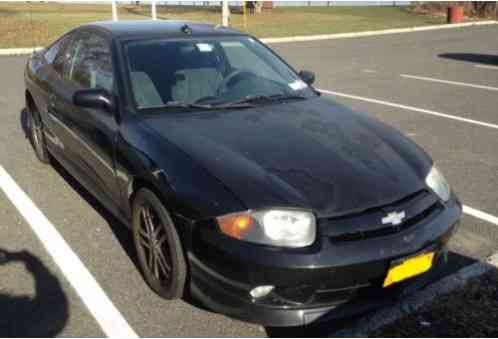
47, 94, 59, 119
48, 94, 56, 107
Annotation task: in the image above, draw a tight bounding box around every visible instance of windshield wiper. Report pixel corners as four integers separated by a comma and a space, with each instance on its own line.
159, 101, 254, 111
163, 102, 215, 110
214, 94, 307, 107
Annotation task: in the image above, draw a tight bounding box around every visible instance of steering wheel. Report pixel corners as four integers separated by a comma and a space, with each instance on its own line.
216, 70, 254, 96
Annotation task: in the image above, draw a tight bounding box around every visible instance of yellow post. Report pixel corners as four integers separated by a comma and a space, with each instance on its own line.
243, 1, 247, 29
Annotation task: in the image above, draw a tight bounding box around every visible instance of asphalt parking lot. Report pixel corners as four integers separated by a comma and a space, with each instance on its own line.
0, 24, 497, 337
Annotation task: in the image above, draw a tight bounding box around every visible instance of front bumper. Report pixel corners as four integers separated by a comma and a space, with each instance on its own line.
189, 195, 461, 327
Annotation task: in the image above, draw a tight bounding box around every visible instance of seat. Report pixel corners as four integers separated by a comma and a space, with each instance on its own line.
171, 68, 223, 104
130, 71, 164, 108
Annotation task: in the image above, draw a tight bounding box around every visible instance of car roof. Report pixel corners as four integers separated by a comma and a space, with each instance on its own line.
86, 20, 245, 40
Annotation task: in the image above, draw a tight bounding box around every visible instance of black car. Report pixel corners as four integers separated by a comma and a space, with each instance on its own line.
24, 21, 461, 327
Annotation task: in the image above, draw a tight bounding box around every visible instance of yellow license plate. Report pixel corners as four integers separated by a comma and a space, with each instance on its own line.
383, 252, 434, 288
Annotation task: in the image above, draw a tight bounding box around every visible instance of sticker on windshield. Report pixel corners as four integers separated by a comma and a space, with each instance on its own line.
288, 79, 308, 91
196, 43, 214, 52
220, 41, 244, 47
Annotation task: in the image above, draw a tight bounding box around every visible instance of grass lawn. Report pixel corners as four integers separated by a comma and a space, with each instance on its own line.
0, 3, 449, 48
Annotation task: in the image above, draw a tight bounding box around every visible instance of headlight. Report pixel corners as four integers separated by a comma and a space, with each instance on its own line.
216, 209, 316, 248
425, 165, 451, 202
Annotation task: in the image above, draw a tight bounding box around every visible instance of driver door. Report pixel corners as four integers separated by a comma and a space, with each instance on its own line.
57, 30, 121, 209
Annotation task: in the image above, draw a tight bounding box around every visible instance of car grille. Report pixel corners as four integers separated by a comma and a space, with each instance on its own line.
319, 190, 442, 242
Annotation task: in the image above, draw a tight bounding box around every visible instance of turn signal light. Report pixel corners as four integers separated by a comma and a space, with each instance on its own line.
218, 214, 254, 240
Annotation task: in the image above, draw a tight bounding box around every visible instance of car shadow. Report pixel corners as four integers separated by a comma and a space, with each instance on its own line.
48, 157, 212, 311
52, 157, 141, 271
438, 53, 498, 66
18, 108, 493, 335
20, 107, 29, 138
20, 107, 215, 314
265, 251, 478, 337
21, 106, 140, 273
0, 248, 69, 337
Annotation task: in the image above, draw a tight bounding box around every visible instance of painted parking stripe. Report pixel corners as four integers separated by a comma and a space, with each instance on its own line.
318, 89, 498, 226
318, 88, 498, 130
463, 206, 498, 226
400, 74, 498, 92
0, 165, 138, 338
475, 64, 498, 71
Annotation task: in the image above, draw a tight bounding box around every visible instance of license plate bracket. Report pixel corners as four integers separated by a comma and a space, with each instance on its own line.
383, 252, 434, 288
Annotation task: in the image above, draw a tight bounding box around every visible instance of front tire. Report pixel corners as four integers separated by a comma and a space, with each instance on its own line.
132, 188, 187, 299
28, 106, 50, 164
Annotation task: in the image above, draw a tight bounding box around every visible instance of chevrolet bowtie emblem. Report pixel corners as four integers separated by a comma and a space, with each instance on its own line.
382, 211, 406, 226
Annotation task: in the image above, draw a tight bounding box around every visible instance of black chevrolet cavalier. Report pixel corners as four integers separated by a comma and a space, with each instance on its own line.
24, 21, 461, 326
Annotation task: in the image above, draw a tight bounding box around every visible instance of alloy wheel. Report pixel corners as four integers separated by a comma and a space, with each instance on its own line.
30, 113, 44, 156
137, 205, 173, 285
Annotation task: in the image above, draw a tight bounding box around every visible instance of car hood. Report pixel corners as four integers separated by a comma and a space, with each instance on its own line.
141, 96, 432, 218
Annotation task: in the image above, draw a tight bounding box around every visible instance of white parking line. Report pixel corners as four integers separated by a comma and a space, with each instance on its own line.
318, 89, 498, 226
475, 64, 498, 71
0, 165, 138, 338
463, 205, 498, 226
400, 74, 498, 92
318, 88, 498, 130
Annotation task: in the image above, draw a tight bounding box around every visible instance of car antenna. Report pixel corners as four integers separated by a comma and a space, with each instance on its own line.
181, 24, 192, 35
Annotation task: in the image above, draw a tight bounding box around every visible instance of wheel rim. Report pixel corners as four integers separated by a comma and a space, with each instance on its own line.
137, 205, 172, 285
31, 113, 43, 155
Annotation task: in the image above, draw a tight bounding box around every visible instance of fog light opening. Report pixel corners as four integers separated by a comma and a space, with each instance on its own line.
250, 285, 274, 299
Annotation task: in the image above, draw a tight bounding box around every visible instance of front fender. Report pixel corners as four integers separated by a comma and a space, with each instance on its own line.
115, 119, 246, 226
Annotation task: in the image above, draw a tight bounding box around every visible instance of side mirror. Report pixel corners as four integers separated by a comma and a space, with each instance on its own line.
299, 70, 315, 85
73, 88, 114, 112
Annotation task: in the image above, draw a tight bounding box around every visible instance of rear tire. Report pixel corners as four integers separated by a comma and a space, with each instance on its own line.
28, 106, 50, 164
132, 188, 187, 299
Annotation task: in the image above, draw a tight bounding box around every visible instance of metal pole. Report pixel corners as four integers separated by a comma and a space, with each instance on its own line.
151, 0, 157, 20
222, 0, 230, 27
243, 1, 247, 29
112, 0, 118, 21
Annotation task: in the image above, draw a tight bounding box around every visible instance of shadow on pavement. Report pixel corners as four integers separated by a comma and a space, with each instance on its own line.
265, 251, 479, 337
48, 157, 212, 312
20, 107, 140, 274
20, 107, 213, 313
0, 248, 69, 337
18, 108, 489, 336
22, 107, 139, 269
439, 53, 498, 66
20, 107, 29, 138
369, 264, 498, 337
50, 157, 141, 273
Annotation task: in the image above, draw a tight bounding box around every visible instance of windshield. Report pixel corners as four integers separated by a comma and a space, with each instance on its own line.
124, 36, 316, 110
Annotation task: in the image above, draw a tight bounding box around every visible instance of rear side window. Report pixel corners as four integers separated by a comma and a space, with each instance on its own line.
44, 36, 68, 64
45, 35, 72, 76
66, 31, 114, 92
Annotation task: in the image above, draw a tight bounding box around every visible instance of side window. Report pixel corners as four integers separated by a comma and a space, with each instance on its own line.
221, 41, 280, 80
47, 35, 71, 76
66, 31, 114, 92
44, 36, 66, 64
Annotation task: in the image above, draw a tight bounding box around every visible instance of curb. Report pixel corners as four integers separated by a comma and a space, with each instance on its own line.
331, 252, 498, 337
261, 20, 497, 44
0, 47, 44, 56
0, 20, 495, 55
